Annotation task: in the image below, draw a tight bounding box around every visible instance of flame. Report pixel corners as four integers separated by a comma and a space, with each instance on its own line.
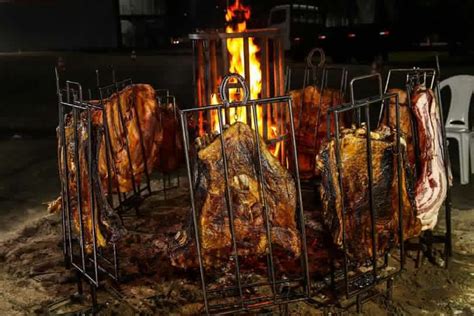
206, 0, 281, 157
224, 0, 263, 133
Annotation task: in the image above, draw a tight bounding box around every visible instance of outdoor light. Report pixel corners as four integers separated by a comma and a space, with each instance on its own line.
318, 35, 327, 40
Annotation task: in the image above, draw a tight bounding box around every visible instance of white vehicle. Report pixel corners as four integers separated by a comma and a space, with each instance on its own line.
268, 4, 323, 51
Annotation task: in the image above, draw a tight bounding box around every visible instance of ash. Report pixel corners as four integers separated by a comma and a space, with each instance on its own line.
0, 177, 473, 315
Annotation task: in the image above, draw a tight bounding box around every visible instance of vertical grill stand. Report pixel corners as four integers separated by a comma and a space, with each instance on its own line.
305, 74, 404, 313
383, 67, 452, 268
179, 73, 310, 315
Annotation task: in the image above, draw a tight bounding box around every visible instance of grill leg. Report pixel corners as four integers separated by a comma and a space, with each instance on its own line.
90, 284, 98, 315
386, 278, 394, 302
415, 248, 423, 268
280, 303, 289, 315
76, 271, 83, 296
356, 294, 362, 313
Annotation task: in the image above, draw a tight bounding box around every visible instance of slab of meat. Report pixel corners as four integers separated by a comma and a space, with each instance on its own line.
316, 125, 421, 261
168, 122, 301, 269
155, 103, 183, 173
411, 86, 449, 230
95, 84, 163, 192
52, 84, 169, 248
289, 86, 344, 180
380, 89, 417, 167
56, 114, 124, 248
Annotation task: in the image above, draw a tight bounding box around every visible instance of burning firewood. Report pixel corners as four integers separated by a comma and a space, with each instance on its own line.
167, 122, 302, 269
316, 125, 421, 262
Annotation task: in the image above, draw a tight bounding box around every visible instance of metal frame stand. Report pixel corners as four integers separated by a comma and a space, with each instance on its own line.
306, 74, 405, 313
54, 68, 181, 313
286, 48, 348, 187
179, 74, 310, 315
383, 66, 452, 268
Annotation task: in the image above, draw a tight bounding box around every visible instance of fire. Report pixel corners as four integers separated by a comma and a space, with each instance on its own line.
206, 0, 281, 157
225, 0, 262, 101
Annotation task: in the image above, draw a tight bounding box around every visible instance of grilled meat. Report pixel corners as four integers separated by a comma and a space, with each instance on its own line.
168, 122, 301, 269
316, 125, 421, 261
289, 86, 344, 179
155, 103, 183, 173
380, 89, 417, 167
53, 84, 173, 248
95, 84, 163, 193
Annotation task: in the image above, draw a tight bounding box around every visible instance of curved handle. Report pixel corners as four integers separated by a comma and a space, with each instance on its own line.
219, 73, 250, 105
306, 48, 326, 69
349, 73, 383, 104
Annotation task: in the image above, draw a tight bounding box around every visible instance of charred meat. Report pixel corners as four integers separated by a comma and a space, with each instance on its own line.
53, 84, 171, 248
316, 125, 421, 261
289, 86, 344, 179
168, 122, 301, 269
380, 89, 417, 167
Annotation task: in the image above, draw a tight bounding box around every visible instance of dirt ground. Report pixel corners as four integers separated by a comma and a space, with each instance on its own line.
0, 177, 472, 315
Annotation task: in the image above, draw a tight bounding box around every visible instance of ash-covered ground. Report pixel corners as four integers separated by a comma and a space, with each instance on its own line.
0, 173, 473, 315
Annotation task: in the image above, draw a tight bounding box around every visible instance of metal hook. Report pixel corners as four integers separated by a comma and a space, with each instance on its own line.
306, 47, 326, 69
218, 73, 250, 105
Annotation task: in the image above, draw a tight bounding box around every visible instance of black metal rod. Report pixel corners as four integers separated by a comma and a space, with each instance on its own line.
98, 87, 125, 210
434, 77, 453, 259
215, 108, 245, 308
287, 97, 311, 296
364, 105, 378, 281
333, 111, 350, 297
394, 93, 405, 269
179, 113, 210, 315
87, 108, 99, 284
56, 69, 70, 264
69, 82, 87, 272
250, 102, 277, 299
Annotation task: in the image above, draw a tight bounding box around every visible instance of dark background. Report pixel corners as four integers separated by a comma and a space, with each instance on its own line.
0, 0, 472, 51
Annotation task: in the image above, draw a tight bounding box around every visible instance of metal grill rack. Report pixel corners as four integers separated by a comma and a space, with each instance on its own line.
189, 28, 287, 164
55, 68, 181, 312
179, 74, 310, 315
382, 66, 452, 267
285, 48, 348, 187
307, 74, 405, 312
55, 69, 121, 312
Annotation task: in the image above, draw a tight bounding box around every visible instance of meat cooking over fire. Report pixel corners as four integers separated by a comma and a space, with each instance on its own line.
155, 103, 183, 173
95, 84, 163, 192
168, 122, 302, 269
316, 125, 421, 261
380, 89, 417, 167
50, 84, 182, 248
411, 86, 448, 230
289, 86, 344, 179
